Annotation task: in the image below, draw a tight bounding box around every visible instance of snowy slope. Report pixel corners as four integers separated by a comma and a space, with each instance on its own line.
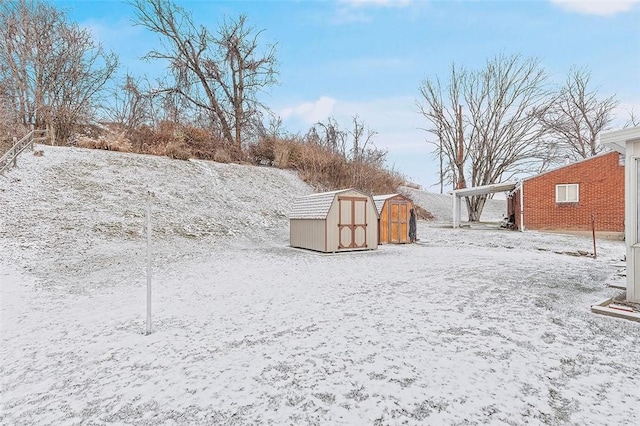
1, 145, 638, 425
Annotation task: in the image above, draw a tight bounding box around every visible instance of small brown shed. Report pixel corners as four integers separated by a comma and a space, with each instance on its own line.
289, 188, 379, 253
373, 194, 414, 244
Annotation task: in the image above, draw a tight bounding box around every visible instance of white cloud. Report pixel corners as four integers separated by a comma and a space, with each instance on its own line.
279, 96, 337, 124
550, 0, 640, 16
79, 18, 141, 46
333, 0, 413, 24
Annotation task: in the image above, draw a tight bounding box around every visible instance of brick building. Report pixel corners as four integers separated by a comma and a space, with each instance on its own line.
507, 151, 625, 237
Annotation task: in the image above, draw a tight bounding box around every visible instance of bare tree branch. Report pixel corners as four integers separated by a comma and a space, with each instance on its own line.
418, 54, 552, 221
131, 0, 278, 154
538, 67, 618, 162
0, 0, 118, 143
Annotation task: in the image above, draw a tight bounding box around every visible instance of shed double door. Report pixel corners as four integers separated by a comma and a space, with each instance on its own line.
389, 202, 409, 243
338, 196, 368, 249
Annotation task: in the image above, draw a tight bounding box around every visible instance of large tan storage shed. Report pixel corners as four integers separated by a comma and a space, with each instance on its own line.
289, 188, 379, 253
373, 194, 414, 244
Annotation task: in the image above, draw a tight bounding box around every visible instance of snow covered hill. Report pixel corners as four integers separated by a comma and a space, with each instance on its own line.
1, 145, 638, 425
0, 145, 313, 290
0, 144, 504, 289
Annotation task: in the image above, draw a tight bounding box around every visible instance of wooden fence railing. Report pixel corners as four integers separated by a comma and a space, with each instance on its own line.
0, 129, 48, 174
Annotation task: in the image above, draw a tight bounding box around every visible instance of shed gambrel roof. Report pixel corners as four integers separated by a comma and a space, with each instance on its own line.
372, 194, 398, 214
289, 188, 353, 220
372, 193, 414, 214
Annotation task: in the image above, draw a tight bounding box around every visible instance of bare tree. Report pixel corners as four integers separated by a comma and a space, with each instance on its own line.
539, 68, 618, 161
624, 107, 640, 128
348, 115, 382, 189
104, 74, 151, 134
310, 116, 347, 155
308, 115, 387, 190
131, 0, 278, 155
418, 65, 467, 192
0, 0, 118, 143
418, 54, 552, 221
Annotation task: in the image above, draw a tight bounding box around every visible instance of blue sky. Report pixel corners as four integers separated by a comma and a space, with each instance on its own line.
54, 0, 640, 191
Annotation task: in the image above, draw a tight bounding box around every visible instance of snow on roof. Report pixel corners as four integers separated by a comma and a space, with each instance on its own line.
289, 188, 353, 220
452, 182, 517, 198
372, 194, 398, 213
600, 126, 640, 154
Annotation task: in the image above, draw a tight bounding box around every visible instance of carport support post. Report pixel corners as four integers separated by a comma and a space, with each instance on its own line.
452, 194, 460, 228
145, 189, 155, 335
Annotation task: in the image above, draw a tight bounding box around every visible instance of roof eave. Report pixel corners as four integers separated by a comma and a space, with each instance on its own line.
600, 127, 640, 154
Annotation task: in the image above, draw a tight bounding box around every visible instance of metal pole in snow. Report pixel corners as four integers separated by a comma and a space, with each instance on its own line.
591, 213, 597, 258
146, 189, 154, 335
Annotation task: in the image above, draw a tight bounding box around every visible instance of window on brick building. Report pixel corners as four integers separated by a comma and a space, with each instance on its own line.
556, 184, 579, 203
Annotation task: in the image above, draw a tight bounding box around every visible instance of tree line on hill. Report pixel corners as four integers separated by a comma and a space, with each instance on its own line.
1, 0, 637, 219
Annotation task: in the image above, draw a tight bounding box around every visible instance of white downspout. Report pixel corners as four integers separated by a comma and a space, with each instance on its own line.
519, 181, 525, 232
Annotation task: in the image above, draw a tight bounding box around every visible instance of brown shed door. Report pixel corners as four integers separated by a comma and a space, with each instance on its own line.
390, 202, 409, 243
338, 196, 368, 249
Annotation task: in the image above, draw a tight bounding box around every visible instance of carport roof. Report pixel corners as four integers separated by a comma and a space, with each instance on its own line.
452, 182, 517, 198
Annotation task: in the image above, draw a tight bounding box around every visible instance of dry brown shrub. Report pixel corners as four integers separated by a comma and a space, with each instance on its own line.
77, 135, 100, 149
157, 120, 179, 137
0, 138, 12, 155
291, 142, 351, 190
273, 139, 300, 168
213, 148, 232, 163
349, 162, 405, 195
248, 137, 274, 165
414, 205, 435, 220
182, 126, 209, 142
182, 126, 220, 160
108, 132, 133, 152
130, 125, 160, 153
228, 143, 247, 163
76, 132, 132, 152
164, 141, 191, 160
67, 122, 406, 192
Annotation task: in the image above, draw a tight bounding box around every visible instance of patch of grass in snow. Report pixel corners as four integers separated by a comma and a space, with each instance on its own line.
548, 387, 579, 423
312, 392, 335, 404
345, 385, 369, 402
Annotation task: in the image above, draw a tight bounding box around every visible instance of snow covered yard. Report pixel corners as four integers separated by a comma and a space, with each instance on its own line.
1, 146, 638, 425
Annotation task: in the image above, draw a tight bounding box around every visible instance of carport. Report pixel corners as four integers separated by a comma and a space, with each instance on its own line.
452, 182, 516, 228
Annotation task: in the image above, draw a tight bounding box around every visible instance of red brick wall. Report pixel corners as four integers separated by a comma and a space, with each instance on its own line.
519, 152, 625, 232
